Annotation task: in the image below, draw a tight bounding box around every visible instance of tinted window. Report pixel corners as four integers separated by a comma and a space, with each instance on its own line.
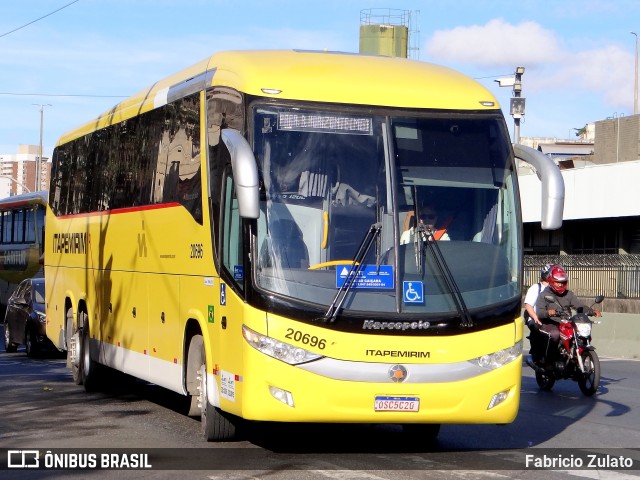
50, 94, 202, 223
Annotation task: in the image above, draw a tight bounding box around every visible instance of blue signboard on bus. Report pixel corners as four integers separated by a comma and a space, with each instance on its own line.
336, 265, 394, 289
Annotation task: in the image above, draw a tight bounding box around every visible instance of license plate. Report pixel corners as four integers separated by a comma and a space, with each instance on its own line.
374, 396, 420, 412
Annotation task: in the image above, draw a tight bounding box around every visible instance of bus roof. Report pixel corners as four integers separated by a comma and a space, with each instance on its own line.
57, 50, 501, 145
0, 191, 48, 209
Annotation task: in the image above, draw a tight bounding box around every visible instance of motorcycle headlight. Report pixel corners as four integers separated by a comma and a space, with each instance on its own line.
36, 311, 46, 324
469, 340, 523, 371
242, 325, 324, 365
576, 322, 592, 337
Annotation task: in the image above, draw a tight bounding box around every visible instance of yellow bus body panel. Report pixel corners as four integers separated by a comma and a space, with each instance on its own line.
214, 305, 521, 424
57, 50, 500, 145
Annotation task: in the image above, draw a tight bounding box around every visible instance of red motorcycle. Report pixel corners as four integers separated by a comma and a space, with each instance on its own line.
527, 295, 604, 396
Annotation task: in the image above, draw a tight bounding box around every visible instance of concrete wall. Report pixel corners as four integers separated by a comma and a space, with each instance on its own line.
589, 312, 639, 360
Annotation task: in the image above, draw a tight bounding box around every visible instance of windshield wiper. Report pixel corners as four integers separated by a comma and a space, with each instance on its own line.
415, 225, 474, 328
322, 222, 382, 323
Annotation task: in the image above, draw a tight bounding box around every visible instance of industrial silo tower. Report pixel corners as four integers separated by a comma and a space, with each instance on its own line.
359, 8, 419, 59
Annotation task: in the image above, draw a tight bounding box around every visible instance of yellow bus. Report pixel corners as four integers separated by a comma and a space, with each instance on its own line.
0, 190, 47, 317
45, 50, 563, 441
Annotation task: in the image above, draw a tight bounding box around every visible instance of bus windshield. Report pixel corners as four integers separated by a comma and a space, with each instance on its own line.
252, 104, 520, 316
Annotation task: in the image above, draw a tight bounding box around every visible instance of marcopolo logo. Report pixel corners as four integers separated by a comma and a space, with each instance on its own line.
362, 320, 431, 331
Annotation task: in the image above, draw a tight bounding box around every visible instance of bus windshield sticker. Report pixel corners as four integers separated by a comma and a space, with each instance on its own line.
233, 265, 244, 280
403, 281, 424, 304
336, 265, 394, 289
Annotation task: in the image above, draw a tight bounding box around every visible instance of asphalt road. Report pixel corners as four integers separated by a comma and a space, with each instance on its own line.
0, 326, 639, 479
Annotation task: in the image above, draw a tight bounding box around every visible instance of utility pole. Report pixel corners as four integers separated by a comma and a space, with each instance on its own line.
33, 103, 52, 192
510, 67, 526, 144
632, 32, 638, 115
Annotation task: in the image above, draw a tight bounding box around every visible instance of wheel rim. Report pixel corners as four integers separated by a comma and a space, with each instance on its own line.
4, 326, 9, 347
583, 355, 595, 389
82, 330, 91, 374
198, 363, 209, 429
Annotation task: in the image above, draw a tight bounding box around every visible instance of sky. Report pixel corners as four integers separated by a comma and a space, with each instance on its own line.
1, 0, 640, 158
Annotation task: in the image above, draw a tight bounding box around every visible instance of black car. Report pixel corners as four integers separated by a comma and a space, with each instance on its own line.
3, 278, 53, 356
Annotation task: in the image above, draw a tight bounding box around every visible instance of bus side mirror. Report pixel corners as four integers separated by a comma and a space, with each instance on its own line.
221, 128, 260, 219
512, 143, 564, 230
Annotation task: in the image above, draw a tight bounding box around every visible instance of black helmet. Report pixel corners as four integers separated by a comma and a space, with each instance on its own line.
540, 263, 554, 281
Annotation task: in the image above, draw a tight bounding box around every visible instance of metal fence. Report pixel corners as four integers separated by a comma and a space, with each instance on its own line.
523, 254, 640, 299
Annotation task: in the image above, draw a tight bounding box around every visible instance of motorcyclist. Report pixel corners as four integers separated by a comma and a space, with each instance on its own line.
524, 263, 553, 362
534, 265, 601, 366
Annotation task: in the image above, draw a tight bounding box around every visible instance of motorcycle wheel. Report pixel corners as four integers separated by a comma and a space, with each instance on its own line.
535, 370, 555, 391
578, 349, 600, 396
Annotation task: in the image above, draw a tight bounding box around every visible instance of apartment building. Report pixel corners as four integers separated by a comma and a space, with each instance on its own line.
0, 144, 51, 197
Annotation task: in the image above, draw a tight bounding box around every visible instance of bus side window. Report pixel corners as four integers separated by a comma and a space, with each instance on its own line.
221, 171, 243, 292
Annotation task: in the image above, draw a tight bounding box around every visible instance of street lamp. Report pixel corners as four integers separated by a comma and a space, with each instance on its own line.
632, 32, 638, 115
0, 175, 31, 194
494, 66, 526, 143
32, 103, 52, 192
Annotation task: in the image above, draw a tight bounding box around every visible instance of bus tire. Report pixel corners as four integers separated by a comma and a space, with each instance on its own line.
79, 310, 99, 392
189, 334, 236, 441
68, 307, 83, 385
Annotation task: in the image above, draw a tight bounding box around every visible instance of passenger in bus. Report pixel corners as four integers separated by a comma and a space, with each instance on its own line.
400, 208, 451, 244
331, 182, 375, 207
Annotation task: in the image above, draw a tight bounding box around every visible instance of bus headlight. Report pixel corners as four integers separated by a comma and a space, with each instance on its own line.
242, 325, 324, 365
469, 340, 523, 370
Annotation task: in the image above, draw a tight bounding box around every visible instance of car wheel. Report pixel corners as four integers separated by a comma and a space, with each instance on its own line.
4, 324, 18, 353
25, 327, 39, 357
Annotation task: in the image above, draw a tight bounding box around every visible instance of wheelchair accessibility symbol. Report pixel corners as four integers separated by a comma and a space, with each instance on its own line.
403, 281, 424, 304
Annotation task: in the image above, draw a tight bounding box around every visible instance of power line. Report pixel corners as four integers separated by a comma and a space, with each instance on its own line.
473, 73, 513, 80
0, 0, 81, 39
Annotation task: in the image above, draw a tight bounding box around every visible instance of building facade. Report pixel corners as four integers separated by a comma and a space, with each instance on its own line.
519, 114, 640, 302
0, 144, 51, 197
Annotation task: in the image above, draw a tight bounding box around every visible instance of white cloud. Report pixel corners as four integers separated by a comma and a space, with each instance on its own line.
541, 46, 634, 108
425, 18, 635, 113
425, 18, 562, 68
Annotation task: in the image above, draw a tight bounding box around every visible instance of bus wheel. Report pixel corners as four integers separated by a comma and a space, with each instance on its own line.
4, 324, 18, 353
79, 311, 99, 392
189, 334, 236, 441
67, 307, 82, 385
